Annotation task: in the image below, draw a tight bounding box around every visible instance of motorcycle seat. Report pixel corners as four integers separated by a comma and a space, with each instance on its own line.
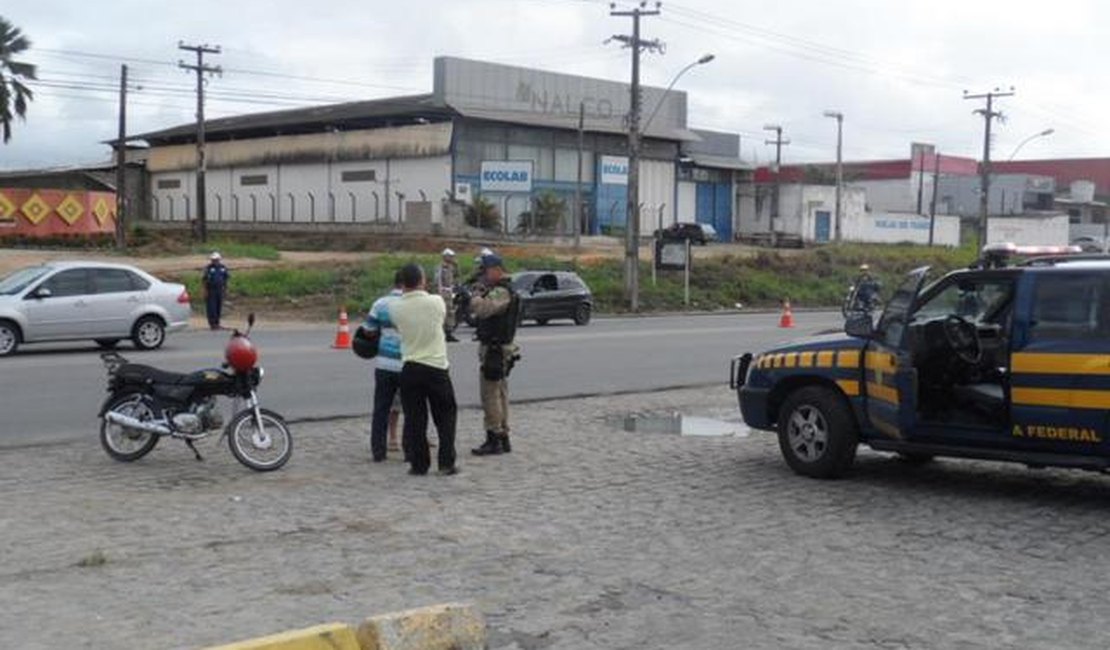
117, 364, 220, 387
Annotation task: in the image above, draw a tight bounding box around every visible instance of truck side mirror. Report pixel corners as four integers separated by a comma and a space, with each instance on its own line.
845, 312, 874, 338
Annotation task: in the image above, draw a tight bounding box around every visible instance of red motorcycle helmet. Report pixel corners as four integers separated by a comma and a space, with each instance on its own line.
225, 335, 258, 372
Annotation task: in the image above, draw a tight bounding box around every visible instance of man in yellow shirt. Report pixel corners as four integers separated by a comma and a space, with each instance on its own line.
389, 263, 458, 476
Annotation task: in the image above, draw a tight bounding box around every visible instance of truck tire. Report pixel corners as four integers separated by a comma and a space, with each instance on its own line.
776, 386, 858, 479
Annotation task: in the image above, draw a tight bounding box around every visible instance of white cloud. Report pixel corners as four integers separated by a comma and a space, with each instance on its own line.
2, 0, 1107, 168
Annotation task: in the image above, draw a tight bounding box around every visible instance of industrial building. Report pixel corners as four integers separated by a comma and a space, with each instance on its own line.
131, 57, 748, 240
742, 145, 1110, 247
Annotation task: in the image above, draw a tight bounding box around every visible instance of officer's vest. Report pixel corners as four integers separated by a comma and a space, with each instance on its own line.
476, 280, 522, 345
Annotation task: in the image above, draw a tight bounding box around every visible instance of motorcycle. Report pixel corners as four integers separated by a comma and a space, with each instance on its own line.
842, 277, 882, 320
98, 314, 293, 472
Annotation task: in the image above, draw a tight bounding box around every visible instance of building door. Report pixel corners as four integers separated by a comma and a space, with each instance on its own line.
695, 183, 714, 226
693, 181, 733, 241
814, 210, 831, 242
713, 182, 732, 241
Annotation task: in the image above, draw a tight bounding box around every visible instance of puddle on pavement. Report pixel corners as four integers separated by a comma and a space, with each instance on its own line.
610, 411, 750, 438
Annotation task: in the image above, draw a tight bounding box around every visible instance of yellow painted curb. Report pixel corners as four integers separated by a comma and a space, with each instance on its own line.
203, 622, 360, 650
357, 602, 486, 650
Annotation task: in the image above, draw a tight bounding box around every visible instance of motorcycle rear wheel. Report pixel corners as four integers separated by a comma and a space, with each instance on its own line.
100, 393, 160, 462
226, 408, 293, 472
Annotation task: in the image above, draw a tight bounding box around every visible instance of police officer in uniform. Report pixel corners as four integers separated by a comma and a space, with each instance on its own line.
202, 252, 231, 330
470, 254, 521, 456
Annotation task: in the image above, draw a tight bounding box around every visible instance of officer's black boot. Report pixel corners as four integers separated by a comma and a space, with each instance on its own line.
472, 430, 503, 456
500, 433, 511, 453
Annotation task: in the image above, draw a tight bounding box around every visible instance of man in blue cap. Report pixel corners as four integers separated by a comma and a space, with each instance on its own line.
469, 253, 522, 456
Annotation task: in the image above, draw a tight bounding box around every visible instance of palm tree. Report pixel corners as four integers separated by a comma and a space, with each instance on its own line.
0, 17, 36, 143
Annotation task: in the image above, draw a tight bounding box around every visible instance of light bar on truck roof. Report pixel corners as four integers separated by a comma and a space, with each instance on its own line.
981, 243, 1083, 257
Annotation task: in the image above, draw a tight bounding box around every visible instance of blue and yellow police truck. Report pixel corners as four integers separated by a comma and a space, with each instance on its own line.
731, 244, 1110, 479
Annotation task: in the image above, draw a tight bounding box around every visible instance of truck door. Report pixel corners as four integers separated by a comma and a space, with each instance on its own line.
1010, 272, 1110, 452
862, 268, 928, 440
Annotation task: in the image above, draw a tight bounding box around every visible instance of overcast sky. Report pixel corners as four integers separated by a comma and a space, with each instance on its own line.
2, 0, 1106, 170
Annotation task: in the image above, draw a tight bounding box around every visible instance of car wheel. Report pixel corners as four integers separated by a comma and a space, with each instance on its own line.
95, 338, 121, 349
574, 303, 592, 326
132, 316, 166, 351
777, 386, 858, 479
0, 320, 20, 357
535, 318, 549, 326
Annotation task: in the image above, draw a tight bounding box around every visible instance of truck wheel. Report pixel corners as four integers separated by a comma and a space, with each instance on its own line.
777, 386, 858, 479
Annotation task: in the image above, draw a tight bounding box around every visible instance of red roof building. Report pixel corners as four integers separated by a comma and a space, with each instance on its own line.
992, 158, 1110, 198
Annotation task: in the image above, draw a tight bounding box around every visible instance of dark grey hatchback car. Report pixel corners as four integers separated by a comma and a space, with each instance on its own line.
512, 271, 593, 326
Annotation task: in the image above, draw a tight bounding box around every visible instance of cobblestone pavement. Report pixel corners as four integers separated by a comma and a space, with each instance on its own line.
5, 387, 1110, 649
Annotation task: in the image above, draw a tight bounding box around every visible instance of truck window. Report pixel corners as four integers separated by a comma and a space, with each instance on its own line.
915, 280, 1012, 324
1030, 275, 1103, 342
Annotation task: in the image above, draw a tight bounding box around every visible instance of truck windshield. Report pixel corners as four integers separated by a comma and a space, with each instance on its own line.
0, 266, 51, 295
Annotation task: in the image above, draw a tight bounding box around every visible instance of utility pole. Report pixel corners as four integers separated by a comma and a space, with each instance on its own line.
823, 110, 844, 241
179, 42, 222, 243
575, 100, 584, 252
114, 64, 128, 250
763, 124, 789, 246
915, 146, 926, 214
611, 1, 663, 312
929, 151, 940, 246
964, 87, 1014, 250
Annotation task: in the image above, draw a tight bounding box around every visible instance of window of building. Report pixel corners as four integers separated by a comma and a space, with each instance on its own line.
554, 148, 594, 183
508, 144, 553, 181
341, 170, 376, 182
156, 179, 181, 190
240, 174, 269, 187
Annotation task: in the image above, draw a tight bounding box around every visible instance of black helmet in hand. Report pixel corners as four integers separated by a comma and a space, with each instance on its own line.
351, 326, 380, 359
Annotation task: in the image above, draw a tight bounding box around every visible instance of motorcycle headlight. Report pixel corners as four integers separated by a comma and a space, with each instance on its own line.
251, 367, 264, 386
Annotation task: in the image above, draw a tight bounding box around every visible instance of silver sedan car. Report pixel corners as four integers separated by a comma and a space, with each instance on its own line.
0, 261, 191, 356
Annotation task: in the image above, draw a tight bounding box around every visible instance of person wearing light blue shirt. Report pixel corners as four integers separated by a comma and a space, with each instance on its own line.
365, 272, 405, 461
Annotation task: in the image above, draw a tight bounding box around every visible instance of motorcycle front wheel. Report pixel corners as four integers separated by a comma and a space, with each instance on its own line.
226, 408, 293, 472
100, 393, 160, 462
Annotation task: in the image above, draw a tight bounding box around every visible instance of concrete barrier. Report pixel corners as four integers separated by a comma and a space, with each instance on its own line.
201, 604, 486, 650
356, 603, 486, 650
204, 622, 360, 650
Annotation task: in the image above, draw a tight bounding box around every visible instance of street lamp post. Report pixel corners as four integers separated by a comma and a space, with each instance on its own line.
625, 52, 715, 311
823, 110, 844, 242
641, 53, 715, 134
1008, 128, 1054, 161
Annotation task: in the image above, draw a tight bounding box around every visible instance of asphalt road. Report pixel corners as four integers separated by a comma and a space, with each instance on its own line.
0, 311, 843, 446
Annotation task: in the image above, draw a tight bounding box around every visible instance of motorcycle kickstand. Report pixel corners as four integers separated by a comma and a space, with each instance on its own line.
185, 439, 204, 461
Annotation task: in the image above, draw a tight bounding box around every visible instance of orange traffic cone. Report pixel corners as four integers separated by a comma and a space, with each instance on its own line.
332, 309, 352, 348
779, 299, 795, 329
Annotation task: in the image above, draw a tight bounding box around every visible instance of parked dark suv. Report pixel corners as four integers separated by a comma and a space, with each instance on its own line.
653, 222, 718, 245
512, 271, 593, 326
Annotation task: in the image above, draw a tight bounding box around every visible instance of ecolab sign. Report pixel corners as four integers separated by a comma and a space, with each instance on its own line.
480, 161, 534, 193
600, 155, 629, 186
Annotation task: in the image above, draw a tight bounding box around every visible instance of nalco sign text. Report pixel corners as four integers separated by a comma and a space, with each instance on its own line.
480, 161, 534, 193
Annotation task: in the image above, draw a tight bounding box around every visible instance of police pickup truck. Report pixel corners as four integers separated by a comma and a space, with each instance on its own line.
731, 244, 1110, 479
